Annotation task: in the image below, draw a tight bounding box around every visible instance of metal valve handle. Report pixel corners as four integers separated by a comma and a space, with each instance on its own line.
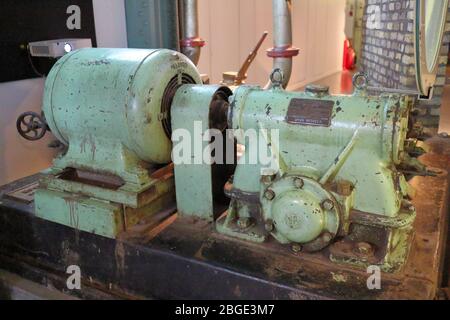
16, 111, 48, 141
235, 31, 269, 84
221, 31, 269, 86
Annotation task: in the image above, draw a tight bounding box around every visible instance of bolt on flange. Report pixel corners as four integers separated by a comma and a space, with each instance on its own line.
355, 242, 373, 255
291, 243, 302, 253
321, 199, 334, 211
294, 178, 304, 189
337, 180, 353, 196
321, 232, 333, 243
265, 219, 274, 232
261, 174, 275, 184
264, 189, 276, 201
237, 217, 252, 229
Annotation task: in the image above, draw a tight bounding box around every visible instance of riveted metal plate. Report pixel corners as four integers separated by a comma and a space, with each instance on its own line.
286, 99, 334, 127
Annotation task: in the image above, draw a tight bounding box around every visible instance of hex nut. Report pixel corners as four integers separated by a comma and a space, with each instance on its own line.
321, 199, 334, 211
337, 180, 353, 196
264, 189, 276, 201
237, 217, 252, 229
294, 178, 304, 189
291, 243, 302, 253
265, 219, 275, 232
322, 232, 333, 243
356, 242, 373, 255
261, 174, 275, 184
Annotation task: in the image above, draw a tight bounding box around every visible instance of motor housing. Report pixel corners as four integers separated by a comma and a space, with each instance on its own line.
42, 48, 201, 184
35, 48, 201, 238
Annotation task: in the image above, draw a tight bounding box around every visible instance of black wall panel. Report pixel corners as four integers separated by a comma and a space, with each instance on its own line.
0, 0, 97, 83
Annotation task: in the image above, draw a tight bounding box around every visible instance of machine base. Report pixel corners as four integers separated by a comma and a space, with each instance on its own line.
34, 165, 175, 239
0, 136, 449, 300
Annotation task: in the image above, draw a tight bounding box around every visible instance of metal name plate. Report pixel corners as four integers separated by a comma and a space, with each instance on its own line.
286, 99, 334, 127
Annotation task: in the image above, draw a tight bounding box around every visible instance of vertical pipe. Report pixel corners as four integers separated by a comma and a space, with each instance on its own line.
178, 0, 205, 65
159, 0, 181, 51
265, 0, 299, 89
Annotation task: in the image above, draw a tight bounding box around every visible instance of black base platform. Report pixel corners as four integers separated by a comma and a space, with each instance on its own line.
1, 136, 450, 300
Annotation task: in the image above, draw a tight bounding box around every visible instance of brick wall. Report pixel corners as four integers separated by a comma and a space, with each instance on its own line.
360, 0, 450, 129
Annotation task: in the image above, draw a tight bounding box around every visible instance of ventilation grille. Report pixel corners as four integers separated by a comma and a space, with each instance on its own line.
161, 74, 196, 137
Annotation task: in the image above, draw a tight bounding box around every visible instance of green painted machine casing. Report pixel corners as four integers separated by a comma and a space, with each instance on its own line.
228, 85, 410, 217
172, 80, 416, 271
42, 48, 201, 184
212, 84, 417, 272
36, 48, 201, 238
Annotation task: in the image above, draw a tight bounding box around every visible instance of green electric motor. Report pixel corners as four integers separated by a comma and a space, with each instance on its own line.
42, 48, 201, 184
35, 48, 202, 238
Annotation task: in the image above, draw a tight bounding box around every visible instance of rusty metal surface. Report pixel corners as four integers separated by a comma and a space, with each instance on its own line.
406, 136, 450, 293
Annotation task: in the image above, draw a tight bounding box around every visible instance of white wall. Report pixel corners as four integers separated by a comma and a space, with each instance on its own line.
92, 0, 127, 48
0, 0, 127, 186
197, 0, 347, 89
0, 78, 56, 185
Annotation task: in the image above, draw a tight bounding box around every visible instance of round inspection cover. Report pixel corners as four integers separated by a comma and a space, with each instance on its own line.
261, 176, 340, 250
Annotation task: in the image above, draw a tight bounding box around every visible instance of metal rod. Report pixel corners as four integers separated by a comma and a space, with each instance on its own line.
367, 86, 421, 96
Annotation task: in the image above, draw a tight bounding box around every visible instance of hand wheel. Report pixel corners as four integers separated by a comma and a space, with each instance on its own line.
16, 111, 48, 141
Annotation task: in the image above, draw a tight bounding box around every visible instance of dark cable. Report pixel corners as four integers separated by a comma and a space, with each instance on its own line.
27, 45, 46, 78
